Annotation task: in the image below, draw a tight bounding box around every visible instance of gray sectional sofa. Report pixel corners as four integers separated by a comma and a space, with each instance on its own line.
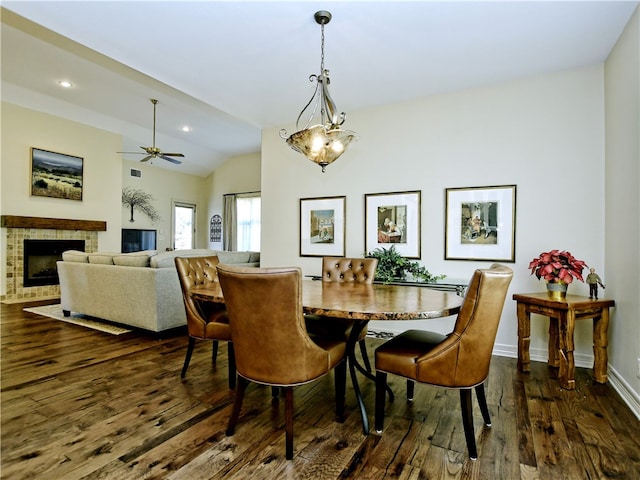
57, 249, 259, 332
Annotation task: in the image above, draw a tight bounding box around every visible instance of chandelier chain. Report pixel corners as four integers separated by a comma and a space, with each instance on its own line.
320, 23, 325, 72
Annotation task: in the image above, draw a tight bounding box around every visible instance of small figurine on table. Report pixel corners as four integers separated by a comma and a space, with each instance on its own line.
586, 268, 605, 300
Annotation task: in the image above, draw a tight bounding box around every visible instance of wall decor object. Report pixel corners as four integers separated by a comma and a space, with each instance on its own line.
365, 190, 421, 259
210, 214, 222, 242
300, 196, 345, 257
445, 184, 516, 262
121, 186, 160, 223
30, 147, 83, 201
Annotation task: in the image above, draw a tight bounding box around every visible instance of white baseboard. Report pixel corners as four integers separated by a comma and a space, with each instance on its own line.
492, 342, 594, 368
608, 365, 640, 421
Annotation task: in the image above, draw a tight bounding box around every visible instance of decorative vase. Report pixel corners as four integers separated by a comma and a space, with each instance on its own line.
546, 281, 568, 300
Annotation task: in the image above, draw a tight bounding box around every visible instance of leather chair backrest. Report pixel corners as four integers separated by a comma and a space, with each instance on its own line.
322, 257, 378, 284
175, 255, 224, 337
216, 264, 331, 386
416, 264, 513, 388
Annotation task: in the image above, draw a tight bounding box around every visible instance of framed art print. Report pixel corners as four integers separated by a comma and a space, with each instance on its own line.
31, 147, 83, 201
299, 196, 346, 257
445, 185, 516, 262
365, 190, 421, 258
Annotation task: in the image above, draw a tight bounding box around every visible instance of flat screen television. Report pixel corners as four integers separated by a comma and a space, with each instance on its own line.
121, 229, 157, 253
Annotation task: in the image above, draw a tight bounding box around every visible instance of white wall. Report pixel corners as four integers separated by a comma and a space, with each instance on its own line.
262, 65, 607, 361
0, 103, 122, 295
605, 6, 640, 407
122, 159, 209, 250
204, 152, 261, 250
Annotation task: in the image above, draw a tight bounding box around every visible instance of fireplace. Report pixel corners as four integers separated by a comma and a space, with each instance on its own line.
23, 239, 85, 287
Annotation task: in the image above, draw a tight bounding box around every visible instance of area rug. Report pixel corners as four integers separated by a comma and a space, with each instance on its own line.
23, 304, 132, 335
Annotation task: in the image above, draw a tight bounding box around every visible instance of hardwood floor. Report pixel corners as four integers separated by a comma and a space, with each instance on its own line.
2, 300, 639, 479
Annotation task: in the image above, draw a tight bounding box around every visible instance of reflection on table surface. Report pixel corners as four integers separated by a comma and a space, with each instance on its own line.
301, 280, 463, 320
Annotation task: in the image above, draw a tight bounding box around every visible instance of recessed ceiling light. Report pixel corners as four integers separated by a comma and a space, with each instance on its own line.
58, 80, 73, 88
181, 126, 191, 132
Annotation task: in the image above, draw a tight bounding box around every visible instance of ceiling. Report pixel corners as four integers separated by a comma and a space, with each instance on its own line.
2, 1, 637, 177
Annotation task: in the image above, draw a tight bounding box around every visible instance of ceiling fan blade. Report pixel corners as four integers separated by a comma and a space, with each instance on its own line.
140, 156, 153, 162
160, 155, 182, 164
117, 151, 145, 154
161, 153, 185, 157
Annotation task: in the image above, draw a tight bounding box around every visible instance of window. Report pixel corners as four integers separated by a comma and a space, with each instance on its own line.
236, 195, 260, 251
173, 202, 196, 249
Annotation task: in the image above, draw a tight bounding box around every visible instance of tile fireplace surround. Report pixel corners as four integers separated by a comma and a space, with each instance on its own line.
1, 216, 106, 303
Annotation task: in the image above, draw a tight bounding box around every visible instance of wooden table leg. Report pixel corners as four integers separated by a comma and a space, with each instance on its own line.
516, 302, 531, 373
558, 310, 576, 390
593, 308, 610, 384
548, 317, 560, 368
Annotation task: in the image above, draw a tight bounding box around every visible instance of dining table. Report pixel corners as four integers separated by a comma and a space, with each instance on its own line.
190, 278, 464, 434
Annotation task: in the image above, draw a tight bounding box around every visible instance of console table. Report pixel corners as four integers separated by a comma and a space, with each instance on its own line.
513, 292, 615, 390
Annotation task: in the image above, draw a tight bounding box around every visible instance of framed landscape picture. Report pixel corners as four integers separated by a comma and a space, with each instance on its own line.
445, 184, 516, 262
299, 196, 346, 257
365, 190, 421, 258
31, 147, 83, 201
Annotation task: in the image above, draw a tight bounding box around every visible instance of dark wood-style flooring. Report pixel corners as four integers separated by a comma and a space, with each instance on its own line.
2, 301, 639, 479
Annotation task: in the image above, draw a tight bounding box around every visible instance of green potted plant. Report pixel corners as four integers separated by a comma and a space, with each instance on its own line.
366, 245, 445, 284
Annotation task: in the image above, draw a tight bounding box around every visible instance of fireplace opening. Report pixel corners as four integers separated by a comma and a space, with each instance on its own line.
23, 239, 85, 287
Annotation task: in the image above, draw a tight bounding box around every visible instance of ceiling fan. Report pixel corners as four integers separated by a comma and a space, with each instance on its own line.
118, 98, 184, 164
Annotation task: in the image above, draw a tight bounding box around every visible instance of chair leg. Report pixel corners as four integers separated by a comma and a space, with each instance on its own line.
227, 342, 236, 390
211, 340, 219, 365
375, 371, 388, 433
334, 359, 347, 421
226, 376, 248, 436
181, 337, 196, 378
475, 383, 491, 426
407, 379, 415, 402
272, 387, 280, 399
358, 339, 372, 372
284, 387, 294, 460
460, 389, 478, 460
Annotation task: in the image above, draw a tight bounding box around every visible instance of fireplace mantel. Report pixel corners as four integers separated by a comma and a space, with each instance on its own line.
1, 215, 106, 231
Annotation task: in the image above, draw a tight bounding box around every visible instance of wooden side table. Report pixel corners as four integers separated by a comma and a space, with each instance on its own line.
513, 292, 615, 390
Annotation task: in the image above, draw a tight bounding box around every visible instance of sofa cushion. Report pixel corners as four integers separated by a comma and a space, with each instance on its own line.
88, 252, 118, 265
150, 249, 216, 268
62, 250, 89, 263
217, 251, 251, 264
113, 251, 156, 267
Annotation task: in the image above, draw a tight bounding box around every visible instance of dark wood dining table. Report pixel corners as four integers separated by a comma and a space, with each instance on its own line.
191, 279, 464, 434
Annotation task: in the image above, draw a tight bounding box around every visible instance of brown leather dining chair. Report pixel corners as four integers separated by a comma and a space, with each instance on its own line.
216, 264, 347, 460
305, 256, 378, 371
175, 255, 235, 389
374, 264, 513, 460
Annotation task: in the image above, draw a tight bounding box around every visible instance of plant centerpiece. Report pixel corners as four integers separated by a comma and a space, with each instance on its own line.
528, 249, 587, 299
366, 245, 445, 284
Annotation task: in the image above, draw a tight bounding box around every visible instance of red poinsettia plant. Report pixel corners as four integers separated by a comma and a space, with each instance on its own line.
528, 250, 587, 284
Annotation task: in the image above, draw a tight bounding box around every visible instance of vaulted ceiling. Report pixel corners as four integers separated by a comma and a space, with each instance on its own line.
2, 1, 637, 176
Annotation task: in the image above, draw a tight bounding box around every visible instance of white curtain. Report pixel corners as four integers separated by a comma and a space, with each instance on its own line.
223, 194, 237, 251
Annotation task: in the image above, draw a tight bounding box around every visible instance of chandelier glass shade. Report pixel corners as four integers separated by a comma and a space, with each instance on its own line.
280, 11, 357, 172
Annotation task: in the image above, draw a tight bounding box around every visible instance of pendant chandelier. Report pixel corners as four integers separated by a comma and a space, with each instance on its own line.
280, 10, 357, 173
